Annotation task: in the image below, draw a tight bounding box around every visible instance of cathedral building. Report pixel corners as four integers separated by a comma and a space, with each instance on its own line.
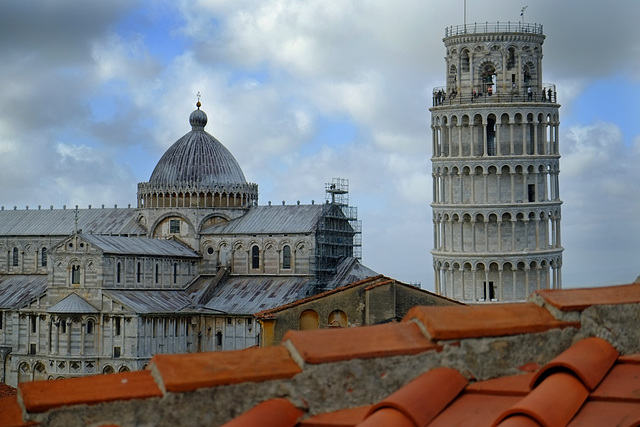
0, 101, 374, 386
429, 22, 563, 302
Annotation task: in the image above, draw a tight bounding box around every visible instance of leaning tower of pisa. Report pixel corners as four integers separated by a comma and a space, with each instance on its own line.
429, 22, 563, 303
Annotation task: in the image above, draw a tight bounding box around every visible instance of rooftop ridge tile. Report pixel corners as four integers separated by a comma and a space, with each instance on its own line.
355, 407, 414, 427
150, 345, 302, 393
297, 405, 371, 427
403, 302, 578, 340
365, 367, 467, 426
283, 322, 439, 364
18, 370, 162, 414
531, 337, 618, 390
535, 283, 640, 312
220, 398, 305, 427
0, 396, 36, 427
494, 372, 589, 427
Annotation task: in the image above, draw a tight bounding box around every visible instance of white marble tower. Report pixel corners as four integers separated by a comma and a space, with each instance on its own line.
429, 22, 563, 302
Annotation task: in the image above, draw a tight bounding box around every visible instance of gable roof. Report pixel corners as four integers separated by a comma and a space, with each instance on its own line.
201, 204, 324, 235
103, 290, 195, 314
4, 282, 640, 427
78, 234, 199, 258
0, 207, 144, 236
47, 293, 99, 314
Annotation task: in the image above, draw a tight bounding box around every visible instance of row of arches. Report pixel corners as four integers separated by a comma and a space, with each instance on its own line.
137, 183, 258, 209
433, 209, 562, 254
432, 111, 560, 158
432, 163, 561, 205
433, 257, 562, 302
16, 360, 130, 383
207, 239, 311, 275
300, 309, 348, 330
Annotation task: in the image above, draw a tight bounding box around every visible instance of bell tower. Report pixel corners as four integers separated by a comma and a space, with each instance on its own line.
430, 22, 563, 302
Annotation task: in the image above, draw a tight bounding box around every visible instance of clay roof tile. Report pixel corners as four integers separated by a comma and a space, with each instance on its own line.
284, 322, 438, 364
0, 395, 37, 427
365, 367, 467, 426
221, 398, 304, 427
466, 373, 534, 396
151, 345, 301, 393
18, 370, 162, 413
494, 372, 589, 427
535, 283, 640, 311
531, 337, 618, 390
355, 407, 414, 427
403, 303, 577, 340
591, 363, 640, 401
297, 405, 371, 427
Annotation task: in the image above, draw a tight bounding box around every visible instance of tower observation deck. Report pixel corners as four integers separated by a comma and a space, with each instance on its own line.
429, 22, 563, 303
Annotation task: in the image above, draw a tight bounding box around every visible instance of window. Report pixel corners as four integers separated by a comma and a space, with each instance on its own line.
86, 319, 94, 334
136, 262, 142, 283
282, 245, 291, 269
528, 184, 536, 203
29, 344, 36, 355
61, 320, 67, 334
173, 263, 178, 283
113, 347, 121, 358
12, 248, 18, 266
226, 317, 232, 325
71, 265, 80, 284
216, 331, 223, 347
155, 263, 159, 284
251, 245, 259, 269
115, 317, 121, 336
116, 262, 121, 284
169, 219, 180, 234
41, 248, 47, 267
483, 281, 496, 301
299, 310, 319, 330
31, 315, 37, 333
0, 311, 3, 329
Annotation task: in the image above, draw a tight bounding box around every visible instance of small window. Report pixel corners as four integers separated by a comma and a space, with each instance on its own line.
226, 317, 232, 325
136, 262, 142, 283
0, 311, 3, 329
528, 184, 536, 202
113, 347, 121, 358
116, 262, 121, 284
61, 320, 67, 334
282, 245, 291, 269
155, 263, 159, 284
29, 344, 36, 355
115, 317, 121, 336
31, 315, 37, 333
71, 265, 80, 284
251, 245, 259, 269
41, 248, 47, 267
207, 247, 214, 255
86, 319, 94, 334
216, 331, 223, 346
12, 248, 18, 267
169, 219, 180, 234
173, 263, 178, 284
483, 282, 496, 301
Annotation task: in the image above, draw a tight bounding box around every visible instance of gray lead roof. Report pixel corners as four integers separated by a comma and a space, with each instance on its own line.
80, 234, 199, 258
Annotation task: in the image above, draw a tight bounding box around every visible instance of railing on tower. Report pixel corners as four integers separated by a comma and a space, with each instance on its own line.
444, 22, 543, 37
432, 84, 557, 107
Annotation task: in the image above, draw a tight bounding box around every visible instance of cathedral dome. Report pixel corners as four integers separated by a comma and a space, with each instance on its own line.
148, 104, 248, 186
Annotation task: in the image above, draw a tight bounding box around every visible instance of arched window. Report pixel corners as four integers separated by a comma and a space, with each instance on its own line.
173, 263, 178, 283
216, 331, 223, 347
71, 265, 80, 284
103, 365, 115, 374
136, 262, 142, 283
282, 245, 291, 269
155, 263, 159, 284
41, 248, 47, 267
116, 262, 121, 284
299, 310, 319, 330
86, 319, 94, 334
328, 310, 347, 327
251, 245, 259, 269
12, 248, 18, 267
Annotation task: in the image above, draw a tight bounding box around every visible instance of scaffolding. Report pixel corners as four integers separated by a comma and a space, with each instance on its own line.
311, 178, 362, 289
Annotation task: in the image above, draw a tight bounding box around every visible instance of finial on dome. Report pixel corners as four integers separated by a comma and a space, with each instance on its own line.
196, 91, 202, 109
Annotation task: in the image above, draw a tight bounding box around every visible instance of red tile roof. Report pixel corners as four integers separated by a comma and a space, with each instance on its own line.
2, 282, 640, 427
535, 283, 640, 311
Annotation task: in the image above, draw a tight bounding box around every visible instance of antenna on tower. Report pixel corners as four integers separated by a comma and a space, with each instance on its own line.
520, 6, 528, 24
464, 0, 467, 26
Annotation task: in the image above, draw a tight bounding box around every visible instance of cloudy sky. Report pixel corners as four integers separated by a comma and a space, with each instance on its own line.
1, 0, 639, 290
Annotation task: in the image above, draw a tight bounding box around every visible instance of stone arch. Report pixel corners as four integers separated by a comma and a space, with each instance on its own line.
328, 310, 347, 328
299, 310, 319, 331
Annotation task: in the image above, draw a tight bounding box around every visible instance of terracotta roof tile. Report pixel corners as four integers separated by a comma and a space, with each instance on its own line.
19, 370, 162, 413
618, 353, 640, 364
297, 405, 371, 427
496, 415, 541, 427
366, 367, 467, 426
466, 373, 534, 396
0, 396, 36, 427
495, 372, 589, 426
284, 322, 438, 364
403, 303, 577, 340
591, 363, 640, 401
531, 337, 618, 390
567, 401, 640, 427
0, 383, 16, 398
355, 407, 414, 427
221, 398, 304, 427
151, 345, 301, 393
429, 394, 522, 426
535, 283, 640, 311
